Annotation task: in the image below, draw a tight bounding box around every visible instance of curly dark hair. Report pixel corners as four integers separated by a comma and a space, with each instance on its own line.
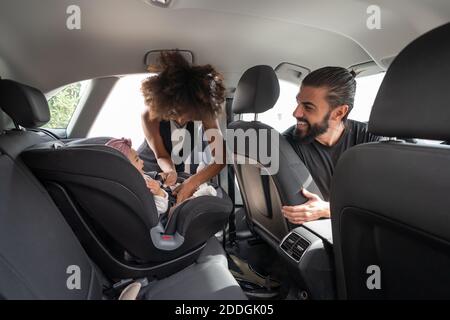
141, 51, 226, 121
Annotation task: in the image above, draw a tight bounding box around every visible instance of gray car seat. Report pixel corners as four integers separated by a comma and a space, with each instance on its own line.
0, 79, 234, 280
0, 79, 246, 300
228, 65, 322, 248
330, 22, 450, 299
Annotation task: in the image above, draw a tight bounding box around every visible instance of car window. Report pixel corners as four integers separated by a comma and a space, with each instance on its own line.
242, 79, 299, 133
88, 74, 153, 146
43, 80, 90, 129
241, 72, 386, 133
350, 72, 385, 122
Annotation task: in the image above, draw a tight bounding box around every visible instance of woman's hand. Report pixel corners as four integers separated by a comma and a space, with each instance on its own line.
173, 177, 199, 204
159, 171, 178, 187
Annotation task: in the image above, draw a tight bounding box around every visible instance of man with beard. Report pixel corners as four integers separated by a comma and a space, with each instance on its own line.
282, 67, 380, 224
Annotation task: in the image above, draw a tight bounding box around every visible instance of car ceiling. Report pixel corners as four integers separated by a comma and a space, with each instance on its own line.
0, 0, 449, 93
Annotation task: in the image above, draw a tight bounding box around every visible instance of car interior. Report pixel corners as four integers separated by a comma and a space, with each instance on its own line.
1, 0, 450, 300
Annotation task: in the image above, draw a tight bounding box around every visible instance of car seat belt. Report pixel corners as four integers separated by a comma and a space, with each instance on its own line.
225, 98, 237, 246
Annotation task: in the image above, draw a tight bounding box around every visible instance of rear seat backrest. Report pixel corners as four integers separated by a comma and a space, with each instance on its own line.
0, 80, 104, 299
0, 78, 247, 300
228, 65, 323, 245
0, 132, 103, 299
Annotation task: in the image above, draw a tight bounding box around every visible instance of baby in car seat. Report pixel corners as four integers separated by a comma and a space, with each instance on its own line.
105, 138, 217, 218
106, 138, 169, 215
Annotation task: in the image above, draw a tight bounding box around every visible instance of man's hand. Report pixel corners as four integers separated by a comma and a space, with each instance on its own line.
173, 177, 199, 204
282, 188, 330, 225
159, 171, 177, 187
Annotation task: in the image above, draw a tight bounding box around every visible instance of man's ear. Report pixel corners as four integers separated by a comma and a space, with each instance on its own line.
331, 105, 349, 121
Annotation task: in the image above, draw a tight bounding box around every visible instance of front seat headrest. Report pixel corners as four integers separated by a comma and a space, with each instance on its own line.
369, 22, 450, 141
0, 79, 50, 128
232, 65, 280, 115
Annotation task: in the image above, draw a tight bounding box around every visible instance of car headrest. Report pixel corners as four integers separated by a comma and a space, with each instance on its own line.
0, 79, 50, 128
232, 65, 280, 115
369, 22, 450, 141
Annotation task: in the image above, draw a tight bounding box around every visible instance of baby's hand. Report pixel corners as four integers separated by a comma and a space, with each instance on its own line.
143, 175, 162, 195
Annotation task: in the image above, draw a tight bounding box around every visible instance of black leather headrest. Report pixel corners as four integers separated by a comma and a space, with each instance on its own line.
232, 65, 280, 114
369, 22, 450, 140
0, 80, 50, 128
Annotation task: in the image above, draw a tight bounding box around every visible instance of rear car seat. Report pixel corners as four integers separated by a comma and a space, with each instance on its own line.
0, 79, 246, 300
15, 89, 234, 279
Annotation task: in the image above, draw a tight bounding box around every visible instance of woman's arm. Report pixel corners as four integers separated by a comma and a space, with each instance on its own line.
141, 109, 177, 185
173, 117, 226, 203
141, 109, 175, 173
191, 117, 226, 184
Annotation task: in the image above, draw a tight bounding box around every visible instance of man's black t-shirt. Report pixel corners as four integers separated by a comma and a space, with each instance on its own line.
282, 120, 380, 201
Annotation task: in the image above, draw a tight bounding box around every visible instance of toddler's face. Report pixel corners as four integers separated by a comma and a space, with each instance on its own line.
127, 148, 145, 174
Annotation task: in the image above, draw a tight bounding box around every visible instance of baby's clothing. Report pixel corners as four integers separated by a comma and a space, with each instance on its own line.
143, 174, 217, 217
153, 189, 169, 215
193, 183, 217, 198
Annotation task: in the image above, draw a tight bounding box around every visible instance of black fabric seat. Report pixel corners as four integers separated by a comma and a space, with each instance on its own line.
0, 79, 246, 300
330, 22, 450, 299
0, 130, 103, 299
228, 65, 322, 248
0, 79, 233, 280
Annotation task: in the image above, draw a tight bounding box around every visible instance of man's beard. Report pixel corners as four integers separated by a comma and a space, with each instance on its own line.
293, 112, 330, 143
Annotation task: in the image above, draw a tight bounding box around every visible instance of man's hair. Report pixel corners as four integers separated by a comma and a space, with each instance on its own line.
141, 51, 225, 121
302, 66, 356, 121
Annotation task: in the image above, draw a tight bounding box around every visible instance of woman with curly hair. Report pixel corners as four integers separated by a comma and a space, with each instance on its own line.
139, 51, 226, 203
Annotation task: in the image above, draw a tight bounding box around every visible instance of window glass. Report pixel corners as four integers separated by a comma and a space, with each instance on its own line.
88, 74, 152, 146
43, 80, 90, 129
241, 72, 387, 131
350, 72, 385, 122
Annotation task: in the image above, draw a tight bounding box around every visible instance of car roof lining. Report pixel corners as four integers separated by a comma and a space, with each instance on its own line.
0, 0, 449, 92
